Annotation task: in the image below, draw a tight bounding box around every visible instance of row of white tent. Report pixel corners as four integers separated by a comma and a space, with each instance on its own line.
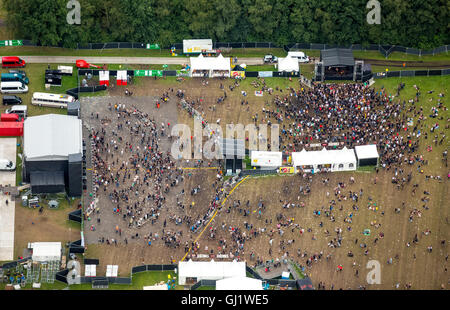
250, 144, 379, 172
189, 54, 300, 77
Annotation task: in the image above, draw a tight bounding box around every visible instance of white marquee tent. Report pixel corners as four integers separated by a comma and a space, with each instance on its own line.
30, 242, 62, 262
354, 144, 379, 166
24, 114, 82, 162
190, 54, 231, 78
178, 260, 246, 285
277, 56, 299, 72
292, 147, 357, 173
183, 39, 213, 54
216, 277, 263, 290
143, 284, 168, 290
251, 151, 282, 168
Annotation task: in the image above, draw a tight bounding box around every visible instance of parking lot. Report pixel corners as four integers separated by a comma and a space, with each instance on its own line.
0, 137, 17, 261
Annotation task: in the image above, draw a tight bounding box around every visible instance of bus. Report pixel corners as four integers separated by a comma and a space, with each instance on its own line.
31, 92, 76, 108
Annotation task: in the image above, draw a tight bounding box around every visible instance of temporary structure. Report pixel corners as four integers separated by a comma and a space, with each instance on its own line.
190, 54, 231, 78
178, 260, 246, 285
292, 147, 357, 173
277, 57, 299, 72
116, 70, 127, 86
250, 151, 282, 168
30, 242, 61, 262
216, 277, 263, 290
354, 144, 379, 166
183, 39, 213, 54
143, 284, 168, 290
99, 71, 110, 86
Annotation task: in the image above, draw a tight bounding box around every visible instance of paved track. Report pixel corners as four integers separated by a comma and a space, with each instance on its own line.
17, 56, 264, 65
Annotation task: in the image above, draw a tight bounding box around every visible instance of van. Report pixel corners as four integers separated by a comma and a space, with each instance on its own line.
0, 159, 15, 171
2, 95, 22, 105
287, 51, 309, 63
0, 81, 28, 94
1, 73, 29, 84
5, 105, 27, 119
2, 56, 26, 68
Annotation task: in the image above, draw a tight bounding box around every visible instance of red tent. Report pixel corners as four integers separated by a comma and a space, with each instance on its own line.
76, 59, 100, 69
0, 121, 23, 136
1, 113, 19, 122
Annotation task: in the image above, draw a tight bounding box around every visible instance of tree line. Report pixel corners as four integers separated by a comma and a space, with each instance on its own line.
2, 0, 449, 49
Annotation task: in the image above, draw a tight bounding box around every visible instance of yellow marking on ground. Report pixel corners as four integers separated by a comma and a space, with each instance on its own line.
179, 175, 249, 262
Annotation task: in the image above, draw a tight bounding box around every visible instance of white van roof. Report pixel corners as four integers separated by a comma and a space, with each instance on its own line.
288, 51, 306, 57
1, 81, 26, 87
9, 105, 27, 111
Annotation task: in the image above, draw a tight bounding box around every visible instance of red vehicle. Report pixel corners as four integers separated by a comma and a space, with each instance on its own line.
0, 120, 23, 136
0, 113, 19, 122
76, 59, 100, 69
2, 56, 26, 68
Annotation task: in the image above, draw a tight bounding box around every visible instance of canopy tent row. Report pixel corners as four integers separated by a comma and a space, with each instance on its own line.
189, 54, 231, 78
292, 147, 357, 173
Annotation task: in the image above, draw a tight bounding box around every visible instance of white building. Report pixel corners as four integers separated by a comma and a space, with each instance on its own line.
178, 260, 246, 285
190, 54, 231, 78
292, 147, 357, 173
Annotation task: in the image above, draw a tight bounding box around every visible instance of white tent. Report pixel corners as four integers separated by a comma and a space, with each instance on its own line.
354, 144, 379, 166
30, 242, 61, 262
24, 114, 82, 162
190, 54, 231, 78
277, 57, 299, 72
183, 39, 213, 54
292, 147, 356, 173
216, 277, 263, 290
250, 151, 282, 168
178, 260, 246, 285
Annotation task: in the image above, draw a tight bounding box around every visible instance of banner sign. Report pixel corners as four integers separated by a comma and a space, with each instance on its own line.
231, 71, 245, 78
0, 40, 23, 47
255, 91, 263, 97
258, 71, 273, 77
134, 70, 163, 77
146, 43, 160, 49
279, 167, 295, 174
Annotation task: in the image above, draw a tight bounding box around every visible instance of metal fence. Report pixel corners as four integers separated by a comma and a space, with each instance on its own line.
18, 39, 449, 58
240, 169, 278, 177
373, 68, 450, 79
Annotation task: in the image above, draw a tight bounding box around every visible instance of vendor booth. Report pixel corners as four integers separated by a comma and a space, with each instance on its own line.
190, 54, 231, 78
292, 147, 357, 173
354, 144, 379, 166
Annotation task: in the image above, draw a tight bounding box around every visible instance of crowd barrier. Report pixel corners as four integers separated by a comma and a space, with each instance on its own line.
373, 68, 450, 79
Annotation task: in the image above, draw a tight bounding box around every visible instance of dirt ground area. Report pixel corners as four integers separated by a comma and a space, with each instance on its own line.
13, 201, 80, 259
78, 77, 448, 290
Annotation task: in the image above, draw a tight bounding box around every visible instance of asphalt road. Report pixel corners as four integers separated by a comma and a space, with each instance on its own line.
17, 56, 264, 65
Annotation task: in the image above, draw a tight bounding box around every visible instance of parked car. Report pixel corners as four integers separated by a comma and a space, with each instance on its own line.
2, 95, 22, 105
1, 73, 29, 84
2, 56, 26, 68
264, 54, 278, 64
5, 105, 27, 119
0, 81, 28, 94
0, 159, 15, 171
9, 69, 26, 77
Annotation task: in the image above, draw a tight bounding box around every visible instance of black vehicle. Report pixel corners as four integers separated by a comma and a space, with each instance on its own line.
2, 95, 22, 105
9, 69, 26, 77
